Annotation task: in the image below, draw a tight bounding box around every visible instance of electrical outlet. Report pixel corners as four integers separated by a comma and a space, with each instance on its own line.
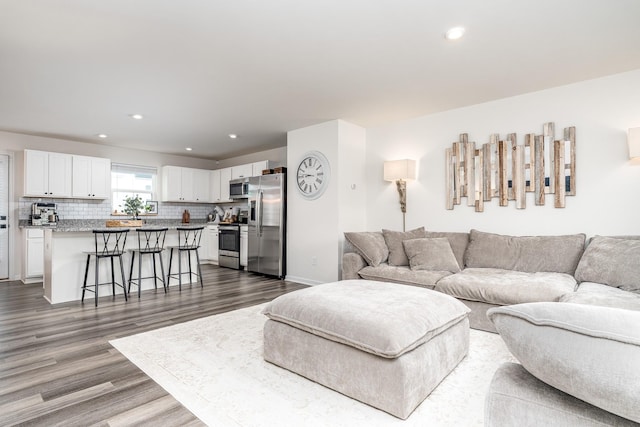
311, 256, 317, 266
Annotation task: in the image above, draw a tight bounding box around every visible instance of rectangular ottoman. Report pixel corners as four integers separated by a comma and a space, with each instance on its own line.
262, 279, 471, 419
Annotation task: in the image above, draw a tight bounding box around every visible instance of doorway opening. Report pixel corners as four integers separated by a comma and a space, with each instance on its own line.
0, 154, 9, 280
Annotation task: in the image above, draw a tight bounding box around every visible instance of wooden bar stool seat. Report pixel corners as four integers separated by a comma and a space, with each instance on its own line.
81, 228, 130, 307
128, 227, 168, 298
166, 226, 204, 290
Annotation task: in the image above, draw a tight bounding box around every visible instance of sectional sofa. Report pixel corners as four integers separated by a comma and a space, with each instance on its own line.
341, 227, 640, 425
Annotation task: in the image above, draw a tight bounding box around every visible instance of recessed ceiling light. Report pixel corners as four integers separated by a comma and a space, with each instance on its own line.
97, 133, 108, 138
445, 26, 465, 40
229, 134, 237, 139
130, 114, 144, 120
185, 147, 193, 151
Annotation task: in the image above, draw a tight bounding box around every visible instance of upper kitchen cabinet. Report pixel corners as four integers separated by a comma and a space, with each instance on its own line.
231, 163, 253, 180
219, 167, 232, 202
252, 160, 273, 176
72, 155, 111, 199
161, 166, 211, 202
24, 150, 72, 198
210, 169, 221, 202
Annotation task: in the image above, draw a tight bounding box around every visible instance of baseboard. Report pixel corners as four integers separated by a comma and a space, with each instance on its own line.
284, 275, 324, 286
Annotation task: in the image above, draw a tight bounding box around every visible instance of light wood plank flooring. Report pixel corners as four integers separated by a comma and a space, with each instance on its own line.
0, 264, 307, 426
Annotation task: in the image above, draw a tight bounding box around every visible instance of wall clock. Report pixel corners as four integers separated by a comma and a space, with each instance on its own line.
296, 151, 331, 200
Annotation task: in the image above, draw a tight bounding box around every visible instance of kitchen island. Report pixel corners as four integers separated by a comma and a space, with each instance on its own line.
37, 219, 207, 304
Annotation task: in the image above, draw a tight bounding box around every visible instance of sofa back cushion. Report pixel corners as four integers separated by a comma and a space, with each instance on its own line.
574, 236, 640, 292
464, 229, 586, 274
425, 231, 469, 270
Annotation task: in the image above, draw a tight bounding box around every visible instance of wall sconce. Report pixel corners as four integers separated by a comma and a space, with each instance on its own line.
384, 159, 417, 231
629, 128, 640, 159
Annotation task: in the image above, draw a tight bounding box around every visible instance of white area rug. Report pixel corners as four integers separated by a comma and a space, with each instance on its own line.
110, 304, 516, 426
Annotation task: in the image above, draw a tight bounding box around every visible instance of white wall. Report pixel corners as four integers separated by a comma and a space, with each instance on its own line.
366, 69, 640, 237
286, 120, 366, 285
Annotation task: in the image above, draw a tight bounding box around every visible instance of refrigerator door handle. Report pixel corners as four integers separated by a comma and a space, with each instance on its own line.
258, 190, 264, 236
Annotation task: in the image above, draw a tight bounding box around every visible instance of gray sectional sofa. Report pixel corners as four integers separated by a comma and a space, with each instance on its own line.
342, 227, 640, 425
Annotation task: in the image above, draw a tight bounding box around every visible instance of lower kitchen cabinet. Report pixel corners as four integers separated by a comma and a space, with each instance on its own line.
24, 228, 44, 280
207, 225, 219, 264
240, 225, 248, 268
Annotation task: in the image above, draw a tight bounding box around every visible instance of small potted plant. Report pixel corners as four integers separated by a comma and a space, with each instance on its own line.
121, 195, 150, 220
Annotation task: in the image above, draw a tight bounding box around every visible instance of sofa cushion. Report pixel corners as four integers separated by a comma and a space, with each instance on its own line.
358, 264, 451, 289
464, 229, 586, 274
574, 236, 640, 292
403, 237, 461, 273
560, 282, 640, 311
262, 280, 470, 359
435, 268, 576, 305
425, 231, 469, 269
382, 227, 427, 266
343, 231, 388, 267
487, 302, 640, 423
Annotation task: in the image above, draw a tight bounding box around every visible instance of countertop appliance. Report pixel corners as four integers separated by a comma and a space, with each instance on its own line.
218, 223, 240, 270
31, 202, 58, 226
247, 173, 286, 278
229, 177, 250, 199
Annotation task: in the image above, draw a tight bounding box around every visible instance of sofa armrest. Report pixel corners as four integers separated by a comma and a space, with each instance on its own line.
342, 252, 367, 280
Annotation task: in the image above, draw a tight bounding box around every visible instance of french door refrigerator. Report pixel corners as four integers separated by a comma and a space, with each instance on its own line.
248, 173, 285, 278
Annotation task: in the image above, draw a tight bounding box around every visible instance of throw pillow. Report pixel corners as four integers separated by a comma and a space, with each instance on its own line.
402, 238, 461, 273
574, 236, 640, 292
382, 227, 427, 266
488, 302, 640, 423
344, 232, 389, 267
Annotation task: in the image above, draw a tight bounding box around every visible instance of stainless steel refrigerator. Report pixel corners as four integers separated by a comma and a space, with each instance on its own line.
248, 173, 286, 278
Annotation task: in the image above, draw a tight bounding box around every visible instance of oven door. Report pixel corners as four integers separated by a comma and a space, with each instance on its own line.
218, 227, 240, 255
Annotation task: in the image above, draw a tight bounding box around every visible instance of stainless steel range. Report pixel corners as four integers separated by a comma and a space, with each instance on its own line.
218, 224, 240, 269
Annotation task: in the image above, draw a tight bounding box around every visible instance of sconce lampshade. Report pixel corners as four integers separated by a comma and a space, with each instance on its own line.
629, 128, 640, 159
384, 159, 416, 181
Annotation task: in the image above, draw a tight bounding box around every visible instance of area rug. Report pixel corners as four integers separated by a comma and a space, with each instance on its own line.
110, 304, 517, 426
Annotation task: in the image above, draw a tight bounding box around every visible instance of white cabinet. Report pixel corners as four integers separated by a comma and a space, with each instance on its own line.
240, 225, 248, 268
72, 155, 111, 199
231, 163, 253, 180
24, 228, 44, 278
192, 169, 210, 202
24, 150, 72, 197
252, 160, 273, 176
207, 225, 219, 264
161, 166, 211, 202
210, 170, 221, 202
199, 225, 210, 261
219, 167, 232, 202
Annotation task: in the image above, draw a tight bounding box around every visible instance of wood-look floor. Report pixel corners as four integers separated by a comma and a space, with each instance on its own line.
0, 265, 307, 426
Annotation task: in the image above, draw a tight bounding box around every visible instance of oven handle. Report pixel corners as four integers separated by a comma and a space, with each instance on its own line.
258, 190, 264, 236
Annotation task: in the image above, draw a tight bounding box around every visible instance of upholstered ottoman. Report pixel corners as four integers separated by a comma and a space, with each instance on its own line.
262, 280, 471, 419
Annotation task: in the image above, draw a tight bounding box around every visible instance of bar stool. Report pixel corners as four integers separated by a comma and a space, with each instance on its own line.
81, 228, 130, 307
128, 227, 168, 298
166, 226, 204, 290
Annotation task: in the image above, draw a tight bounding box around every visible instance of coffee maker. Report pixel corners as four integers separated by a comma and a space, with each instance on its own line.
31, 202, 58, 226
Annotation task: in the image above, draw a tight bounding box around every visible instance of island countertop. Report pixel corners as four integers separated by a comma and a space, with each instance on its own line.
20, 219, 208, 232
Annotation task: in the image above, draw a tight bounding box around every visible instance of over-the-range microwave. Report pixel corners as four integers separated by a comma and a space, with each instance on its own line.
229, 177, 249, 199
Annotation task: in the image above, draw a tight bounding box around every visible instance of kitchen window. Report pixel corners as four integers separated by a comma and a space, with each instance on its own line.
111, 163, 157, 214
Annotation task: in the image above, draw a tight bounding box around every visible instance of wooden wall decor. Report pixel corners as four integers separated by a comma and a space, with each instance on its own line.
445, 122, 575, 211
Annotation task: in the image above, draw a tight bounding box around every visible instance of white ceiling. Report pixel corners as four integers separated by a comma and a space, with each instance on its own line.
1, 0, 639, 160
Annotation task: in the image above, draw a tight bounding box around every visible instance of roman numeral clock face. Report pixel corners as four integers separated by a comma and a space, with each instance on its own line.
296, 151, 330, 200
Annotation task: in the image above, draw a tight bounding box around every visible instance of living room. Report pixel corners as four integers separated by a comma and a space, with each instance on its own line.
1, 1, 639, 426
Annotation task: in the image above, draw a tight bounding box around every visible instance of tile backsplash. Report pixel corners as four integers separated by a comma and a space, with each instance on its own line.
18, 198, 231, 221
